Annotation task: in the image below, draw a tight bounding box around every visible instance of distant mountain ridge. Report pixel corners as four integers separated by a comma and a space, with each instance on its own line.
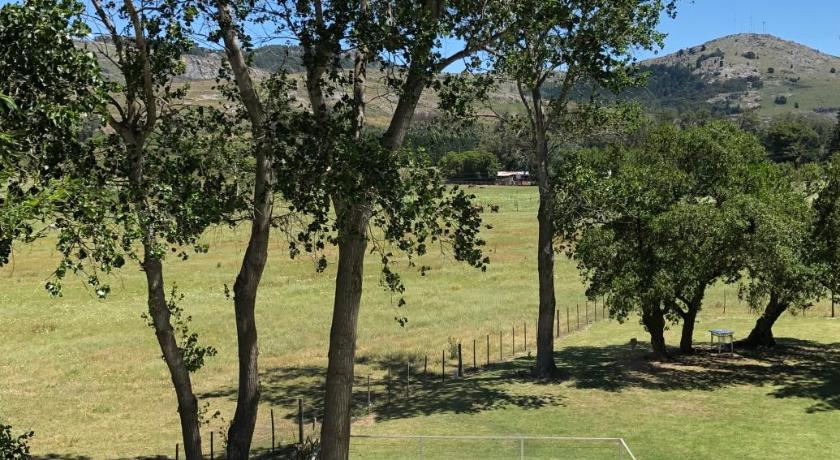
636, 33, 840, 116
86, 33, 840, 119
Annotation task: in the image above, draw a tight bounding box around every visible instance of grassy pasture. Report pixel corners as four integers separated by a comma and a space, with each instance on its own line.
1, 186, 839, 459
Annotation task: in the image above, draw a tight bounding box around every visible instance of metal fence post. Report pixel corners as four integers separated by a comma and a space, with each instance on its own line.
473, 339, 477, 369
419, 436, 425, 460
524, 322, 527, 352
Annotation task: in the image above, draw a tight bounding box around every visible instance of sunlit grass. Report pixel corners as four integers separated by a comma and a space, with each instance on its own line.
1, 186, 838, 459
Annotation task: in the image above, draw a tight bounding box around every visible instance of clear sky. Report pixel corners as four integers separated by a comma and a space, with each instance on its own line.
640, 0, 840, 59
3, 0, 839, 64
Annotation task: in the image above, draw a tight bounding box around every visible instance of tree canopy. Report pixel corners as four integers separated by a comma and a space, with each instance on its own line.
557, 121, 773, 358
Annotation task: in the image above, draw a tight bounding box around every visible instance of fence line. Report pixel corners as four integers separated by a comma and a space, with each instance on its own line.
162, 301, 611, 458
349, 434, 638, 460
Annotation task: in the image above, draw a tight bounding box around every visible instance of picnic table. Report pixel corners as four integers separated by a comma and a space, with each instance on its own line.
709, 328, 735, 354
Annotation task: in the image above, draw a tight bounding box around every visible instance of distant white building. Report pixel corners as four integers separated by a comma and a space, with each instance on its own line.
496, 171, 531, 185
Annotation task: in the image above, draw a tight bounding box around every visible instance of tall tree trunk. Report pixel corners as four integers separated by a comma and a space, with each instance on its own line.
531, 87, 557, 377
740, 291, 787, 348
679, 306, 698, 354
226, 195, 270, 458
142, 251, 203, 460
215, 3, 272, 456
319, 203, 370, 460
225, 145, 272, 458
642, 305, 669, 360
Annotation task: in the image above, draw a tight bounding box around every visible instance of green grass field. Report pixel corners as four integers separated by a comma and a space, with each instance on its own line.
2, 186, 839, 459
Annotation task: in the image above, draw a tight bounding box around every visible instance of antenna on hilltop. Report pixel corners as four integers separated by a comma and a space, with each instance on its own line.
763, 21, 766, 34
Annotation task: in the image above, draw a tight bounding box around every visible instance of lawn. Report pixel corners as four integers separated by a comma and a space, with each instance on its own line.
1, 186, 838, 459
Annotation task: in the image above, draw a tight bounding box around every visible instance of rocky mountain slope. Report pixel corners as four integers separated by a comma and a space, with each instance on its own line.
86, 33, 840, 120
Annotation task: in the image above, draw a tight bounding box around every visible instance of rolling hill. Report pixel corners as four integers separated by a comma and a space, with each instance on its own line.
85, 33, 840, 122
641, 33, 840, 117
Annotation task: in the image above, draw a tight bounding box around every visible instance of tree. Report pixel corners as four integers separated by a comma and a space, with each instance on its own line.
0, 0, 102, 268
0, 419, 33, 460
254, 3, 494, 458
763, 115, 821, 163
209, 3, 278, 455
439, 150, 501, 180
813, 154, 840, 319
557, 122, 768, 358
827, 112, 840, 156
2, 1, 244, 457
490, 0, 675, 375
738, 166, 818, 347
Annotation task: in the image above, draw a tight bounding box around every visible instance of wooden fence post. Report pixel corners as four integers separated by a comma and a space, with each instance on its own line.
524, 322, 527, 352
556, 310, 560, 337
442, 350, 445, 382
576, 304, 580, 330
175, 443, 179, 460
595, 298, 598, 321
486, 334, 490, 365
211, 431, 214, 459
406, 363, 410, 398
424, 355, 427, 376
586, 302, 589, 324
473, 339, 477, 369
298, 398, 304, 445
367, 375, 371, 408
457, 342, 463, 377
499, 331, 503, 360
271, 408, 275, 452
387, 367, 392, 404
567, 305, 570, 333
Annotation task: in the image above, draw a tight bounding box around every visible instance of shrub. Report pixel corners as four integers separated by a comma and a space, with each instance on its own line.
832, 67, 837, 74
438, 150, 500, 180
768, 67, 775, 74
795, 102, 800, 109
775, 95, 788, 105
742, 51, 758, 59
1, 422, 33, 460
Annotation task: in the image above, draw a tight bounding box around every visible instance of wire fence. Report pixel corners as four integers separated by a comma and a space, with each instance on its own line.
348, 435, 638, 460
166, 301, 610, 459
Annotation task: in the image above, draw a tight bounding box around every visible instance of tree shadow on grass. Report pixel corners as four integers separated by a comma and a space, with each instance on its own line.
199, 353, 563, 425
554, 337, 840, 412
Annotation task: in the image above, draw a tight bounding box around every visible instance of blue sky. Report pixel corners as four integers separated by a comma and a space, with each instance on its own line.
435, 0, 840, 71
640, 0, 840, 59
4, 0, 839, 64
